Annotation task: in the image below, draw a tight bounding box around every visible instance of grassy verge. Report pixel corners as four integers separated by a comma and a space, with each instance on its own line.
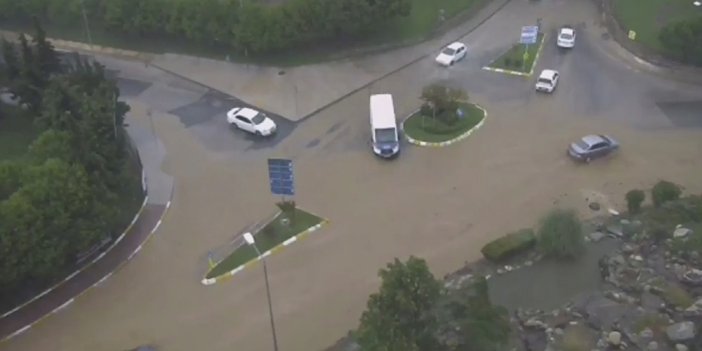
0, 104, 40, 162
487, 33, 544, 73
0, 0, 490, 66
612, 0, 700, 52
403, 103, 485, 143
206, 208, 324, 279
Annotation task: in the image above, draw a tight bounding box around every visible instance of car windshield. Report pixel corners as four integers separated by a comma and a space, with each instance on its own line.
251, 113, 266, 125
374, 128, 397, 143
560, 33, 574, 40
576, 140, 590, 150
442, 48, 456, 56
537, 78, 552, 85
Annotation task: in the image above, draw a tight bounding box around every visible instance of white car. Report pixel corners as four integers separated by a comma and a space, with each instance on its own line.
535, 69, 559, 93
557, 26, 576, 48
435, 42, 468, 66
226, 107, 277, 136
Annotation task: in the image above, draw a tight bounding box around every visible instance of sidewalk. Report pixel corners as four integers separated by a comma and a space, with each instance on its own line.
150, 0, 513, 121
0, 108, 174, 343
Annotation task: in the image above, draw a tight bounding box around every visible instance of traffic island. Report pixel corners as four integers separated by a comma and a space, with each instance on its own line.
483, 32, 545, 77
402, 102, 486, 147
202, 208, 327, 285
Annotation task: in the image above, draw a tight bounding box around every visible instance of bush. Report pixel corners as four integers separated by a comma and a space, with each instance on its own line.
651, 180, 682, 207
626, 189, 646, 214
659, 17, 702, 66
513, 59, 522, 67
481, 228, 536, 262
538, 209, 584, 259
503, 58, 512, 67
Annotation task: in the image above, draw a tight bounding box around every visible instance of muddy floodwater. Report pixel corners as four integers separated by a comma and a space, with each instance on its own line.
488, 237, 620, 311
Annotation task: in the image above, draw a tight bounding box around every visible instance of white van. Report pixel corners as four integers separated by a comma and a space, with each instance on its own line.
369, 94, 400, 158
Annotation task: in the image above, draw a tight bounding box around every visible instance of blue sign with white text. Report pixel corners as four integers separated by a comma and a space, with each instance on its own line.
267, 158, 295, 196
520, 25, 539, 44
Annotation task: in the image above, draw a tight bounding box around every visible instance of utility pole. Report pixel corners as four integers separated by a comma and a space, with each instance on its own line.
81, 0, 93, 46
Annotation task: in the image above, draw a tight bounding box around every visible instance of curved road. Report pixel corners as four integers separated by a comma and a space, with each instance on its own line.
2, 0, 702, 350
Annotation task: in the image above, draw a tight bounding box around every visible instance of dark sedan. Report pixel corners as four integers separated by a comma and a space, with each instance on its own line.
568, 134, 619, 162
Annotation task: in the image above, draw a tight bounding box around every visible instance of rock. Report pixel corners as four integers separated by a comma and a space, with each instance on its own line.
632, 255, 644, 262
681, 269, 702, 286
524, 318, 548, 330
589, 231, 606, 242
647, 341, 659, 350
666, 321, 696, 342
674, 227, 693, 239
578, 294, 630, 331
523, 329, 547, 351
621, 219, 631, 226
497, 268, 505, 274
524, 260, 533, 266
639, 328, 654, 339
641, 292, 665, 311
622, 244, 636, 254
675, 344, 689, 351
608, 331, 622, 345
589, 202, 601, 211
683, 297, 702, 317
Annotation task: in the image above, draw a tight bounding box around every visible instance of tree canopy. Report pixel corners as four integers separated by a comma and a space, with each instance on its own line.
0, 22, 141, 300
0, 0, 413, 55
356, 256, 511, 351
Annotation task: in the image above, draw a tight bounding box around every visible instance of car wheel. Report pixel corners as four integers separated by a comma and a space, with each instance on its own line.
255, 131, 263, 137
450, 60, 454, 66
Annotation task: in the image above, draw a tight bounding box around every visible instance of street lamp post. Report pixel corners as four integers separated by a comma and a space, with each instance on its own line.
80, 0, 93, 46
243, 232, 280, 351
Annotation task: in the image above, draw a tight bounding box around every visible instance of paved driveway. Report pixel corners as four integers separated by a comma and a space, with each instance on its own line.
2, 0, 702, 350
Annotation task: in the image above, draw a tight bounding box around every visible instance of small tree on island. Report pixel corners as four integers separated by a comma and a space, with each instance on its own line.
538, 208, 585, 260
420, 84, 468, 125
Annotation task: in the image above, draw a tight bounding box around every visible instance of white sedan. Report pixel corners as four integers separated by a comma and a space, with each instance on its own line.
226, 107, 277, 136
557, 26, 576, 48
535, 69, 560, 93
435, 42, 468, 66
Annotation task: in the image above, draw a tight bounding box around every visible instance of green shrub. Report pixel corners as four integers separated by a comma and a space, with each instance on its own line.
626, 189, 646, 214
513, 59, 522, 67
651, 180, 682, 207
481, 228, 536, 262
538, 209, 584, 259
659, 17, 702, 66
503, 58, 512, 67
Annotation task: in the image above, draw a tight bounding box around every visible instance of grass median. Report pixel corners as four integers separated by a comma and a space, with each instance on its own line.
487, 33, 544, 74
403, 103, 485, 144
206, 208, 324, 279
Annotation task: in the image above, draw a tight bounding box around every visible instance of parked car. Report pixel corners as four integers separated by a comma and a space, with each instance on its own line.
435, 42, 468, 67
226, 107, 277, 136
535, 69, 560, 93
568, 134, 619, 162
557, 26, 576, 48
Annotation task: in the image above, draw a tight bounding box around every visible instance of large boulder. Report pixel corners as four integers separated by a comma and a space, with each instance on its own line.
481, 228, 536, 262
666, 321, 696, 343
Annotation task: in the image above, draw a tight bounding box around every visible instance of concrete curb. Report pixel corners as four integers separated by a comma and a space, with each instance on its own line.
401, 104, 487, 148
0, 168, 175, 345
482, 34, 546, 78
201, 218, 329, 286
0, 168, 148, 321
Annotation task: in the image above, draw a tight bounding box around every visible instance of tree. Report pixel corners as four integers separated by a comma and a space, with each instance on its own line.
31, 17, 62, 76
420, 84, 468, 124
436, 276, 511, 351
1, 39, 20, 84
660, 17, 702, 66
537, 208, 584, 259
14, 33, 43, 110
625, 189, 645, 214
356, 256, 443, 351
652, 180, 682, 207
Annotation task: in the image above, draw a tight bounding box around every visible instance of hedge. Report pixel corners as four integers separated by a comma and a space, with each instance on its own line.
481, 228, 536, 262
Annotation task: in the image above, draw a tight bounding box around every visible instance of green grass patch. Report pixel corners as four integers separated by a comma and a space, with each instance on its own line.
403, 103, 485, 143
612, 0, 700, 52
488, 33, 544, 73
206, 208, 324, 279
0, 104, 40, 162
481, 228, 536, 262
0, 0, 490, 66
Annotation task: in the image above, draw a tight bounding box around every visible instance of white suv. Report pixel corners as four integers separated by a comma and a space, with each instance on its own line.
535, 69, 559, 93
557, 26, 576, 48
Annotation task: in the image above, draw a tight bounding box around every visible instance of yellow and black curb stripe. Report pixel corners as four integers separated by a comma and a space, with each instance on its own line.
401, 104, 488, 148
482, 34, 547, 78
201, 218, 330, 286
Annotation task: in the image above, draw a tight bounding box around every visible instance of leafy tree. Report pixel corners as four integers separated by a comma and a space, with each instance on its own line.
420, 84, 468, 125
538, 208, 584, 259
436, 276, 511, 351
31, 17, 62, 76
1, 39, 20, 84
652, 180, 682, 207
0, 161, 23, 200
357, 256, 443, 351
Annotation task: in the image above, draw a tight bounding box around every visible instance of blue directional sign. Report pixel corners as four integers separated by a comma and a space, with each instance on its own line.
267, 158, 295, 196
520, 25, 539, 44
